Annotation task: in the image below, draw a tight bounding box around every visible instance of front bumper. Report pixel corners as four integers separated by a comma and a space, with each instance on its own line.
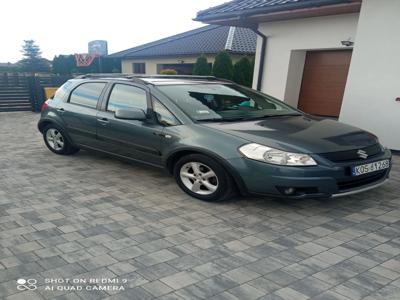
227, 149, 392, 199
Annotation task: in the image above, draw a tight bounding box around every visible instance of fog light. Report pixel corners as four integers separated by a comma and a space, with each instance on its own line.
283, 187, 296, 195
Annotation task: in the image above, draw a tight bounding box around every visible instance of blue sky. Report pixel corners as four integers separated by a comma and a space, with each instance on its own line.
1, 0, 227, 62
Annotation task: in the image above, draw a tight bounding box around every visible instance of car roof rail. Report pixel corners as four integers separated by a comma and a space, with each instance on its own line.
75, 73, 132, 79
74, 73, 147, 84
132, 75, 232, 83
74, 74, 232, 84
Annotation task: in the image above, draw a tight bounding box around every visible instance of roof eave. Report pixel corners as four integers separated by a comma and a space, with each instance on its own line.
195, 0, 361, 26
120, 51, 255, 60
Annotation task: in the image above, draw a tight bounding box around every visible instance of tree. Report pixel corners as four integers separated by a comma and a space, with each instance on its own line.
233, 57, 254, 87
193, 55, 211, 75
19, 40, 50, 72
212, 51, 233, 80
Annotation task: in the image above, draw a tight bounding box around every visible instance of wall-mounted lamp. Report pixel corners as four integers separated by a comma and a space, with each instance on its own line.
341, 38, 354, 47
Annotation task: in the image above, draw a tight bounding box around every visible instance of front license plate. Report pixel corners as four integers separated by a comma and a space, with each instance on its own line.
352, 159, 390, 176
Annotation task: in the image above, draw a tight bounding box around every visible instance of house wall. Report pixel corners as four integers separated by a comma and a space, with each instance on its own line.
121, 54, 246, 74
252, 13, 359, 107
339, 0, 400, 150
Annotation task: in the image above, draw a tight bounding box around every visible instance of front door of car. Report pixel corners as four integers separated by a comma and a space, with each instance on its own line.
96, 83, 164, 166
58, 81, 107, 146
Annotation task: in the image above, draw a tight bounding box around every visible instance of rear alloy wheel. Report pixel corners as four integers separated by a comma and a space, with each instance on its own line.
43, 125, 79, 155
174, 154, 236, 202
46, 128, 65, 151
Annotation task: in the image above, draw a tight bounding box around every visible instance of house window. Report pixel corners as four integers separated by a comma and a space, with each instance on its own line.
133, 63, 146, 74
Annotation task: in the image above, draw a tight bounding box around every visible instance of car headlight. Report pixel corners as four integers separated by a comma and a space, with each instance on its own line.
239, 143, 317, 166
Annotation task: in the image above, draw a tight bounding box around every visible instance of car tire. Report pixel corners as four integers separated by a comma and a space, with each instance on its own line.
173, 154, 236, 202
43, 124, 79, 155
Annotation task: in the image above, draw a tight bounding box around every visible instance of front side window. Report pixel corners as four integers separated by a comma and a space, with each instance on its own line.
152, 99, 179, 126
107, 84, 147, 112
69, 82, 106, 108
157, 84, 300, 121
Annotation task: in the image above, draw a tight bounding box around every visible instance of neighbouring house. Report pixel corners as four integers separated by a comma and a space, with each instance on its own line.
108, 25, 256, 75
196, 0, 400, 150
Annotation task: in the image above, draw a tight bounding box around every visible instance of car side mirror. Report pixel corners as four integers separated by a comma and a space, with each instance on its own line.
115, 108, 147, 120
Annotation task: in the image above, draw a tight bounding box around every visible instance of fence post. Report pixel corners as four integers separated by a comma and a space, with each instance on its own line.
27, 76, 37, 112
34, 75, 45, 112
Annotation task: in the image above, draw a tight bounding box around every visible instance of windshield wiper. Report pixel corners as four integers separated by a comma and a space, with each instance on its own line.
198, 117, 245, 122
243, 113, 302, 121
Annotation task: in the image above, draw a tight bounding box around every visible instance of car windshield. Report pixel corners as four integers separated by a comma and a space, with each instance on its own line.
157, 83, 300, 121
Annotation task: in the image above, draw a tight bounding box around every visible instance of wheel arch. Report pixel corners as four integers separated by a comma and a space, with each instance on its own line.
165, 148, 248, 196
38, 119, 77, 147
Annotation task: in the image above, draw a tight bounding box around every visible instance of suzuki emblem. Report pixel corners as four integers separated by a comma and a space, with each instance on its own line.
357, 149, 368, 159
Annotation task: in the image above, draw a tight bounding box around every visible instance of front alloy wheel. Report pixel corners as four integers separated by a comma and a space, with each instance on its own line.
173, 154, 236, 202
180, 162, 219, 195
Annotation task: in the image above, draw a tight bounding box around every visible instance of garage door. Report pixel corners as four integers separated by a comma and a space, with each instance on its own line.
298, 50, 352, 117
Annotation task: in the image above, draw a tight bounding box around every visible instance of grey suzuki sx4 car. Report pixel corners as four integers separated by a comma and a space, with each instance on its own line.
38, 75, 392, 201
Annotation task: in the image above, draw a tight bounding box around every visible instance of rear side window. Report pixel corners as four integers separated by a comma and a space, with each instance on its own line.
69, 82, 106, 108
107, 84, 147, 112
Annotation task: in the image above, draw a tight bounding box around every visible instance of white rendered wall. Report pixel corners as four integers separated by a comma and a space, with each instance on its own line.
339, 0, 400, 150
252, 13, 359, 107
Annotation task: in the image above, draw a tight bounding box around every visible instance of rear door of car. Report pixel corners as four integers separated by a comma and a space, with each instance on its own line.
96, 82, 165, 166
59, 81, 107, 146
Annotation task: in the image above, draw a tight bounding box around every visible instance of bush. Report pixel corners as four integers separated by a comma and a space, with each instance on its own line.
193, 55, 211, 75
212, 51, 233, 80
160, 69, 178, 75
233, 57, 254, 87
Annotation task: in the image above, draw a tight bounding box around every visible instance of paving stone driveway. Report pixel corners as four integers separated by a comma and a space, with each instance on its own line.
0, 112, 399, 300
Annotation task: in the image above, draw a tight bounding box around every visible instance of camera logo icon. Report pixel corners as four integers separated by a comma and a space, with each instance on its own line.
17, 278, 37, 291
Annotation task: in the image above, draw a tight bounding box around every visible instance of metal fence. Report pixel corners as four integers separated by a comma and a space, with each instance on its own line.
0, 73, 71, 112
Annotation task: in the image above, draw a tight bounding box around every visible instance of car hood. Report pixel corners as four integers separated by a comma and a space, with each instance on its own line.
200, 115, 378, 154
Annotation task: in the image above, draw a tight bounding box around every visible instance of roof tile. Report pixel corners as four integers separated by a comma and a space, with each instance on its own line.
109, 25, 256, 58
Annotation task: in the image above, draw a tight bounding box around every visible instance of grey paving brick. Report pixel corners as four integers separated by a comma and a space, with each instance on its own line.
107, 261, 138, 275
142, 280, 173, 297
247, 277, 281, 294
264, 270, 299, 286
274, 287, 309, 300
295, 242, 328, 255
78, 254, 118, 271
136, 262, 178, 281
135, 249, 178, 266
160, 270, 204, 290
332, 281, 372, 300
226, 283, 266, 300
289, 276, 332, 297
193, 262, 229, 277
223, 266, 261, 284
195, 275, 238, 295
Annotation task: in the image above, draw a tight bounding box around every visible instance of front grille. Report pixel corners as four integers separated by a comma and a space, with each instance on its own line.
318, 144, 382, 163
336, 170, 387, 191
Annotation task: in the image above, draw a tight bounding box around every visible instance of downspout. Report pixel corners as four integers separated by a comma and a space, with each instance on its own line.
251, 27, 267, 91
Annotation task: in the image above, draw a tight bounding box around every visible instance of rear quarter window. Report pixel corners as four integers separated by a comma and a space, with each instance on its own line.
53, 80, 75, 101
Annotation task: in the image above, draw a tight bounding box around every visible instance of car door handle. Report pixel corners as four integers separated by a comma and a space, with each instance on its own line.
153, 132, 172, 139
57, 108, 65, 114
97, 117, 109, 125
